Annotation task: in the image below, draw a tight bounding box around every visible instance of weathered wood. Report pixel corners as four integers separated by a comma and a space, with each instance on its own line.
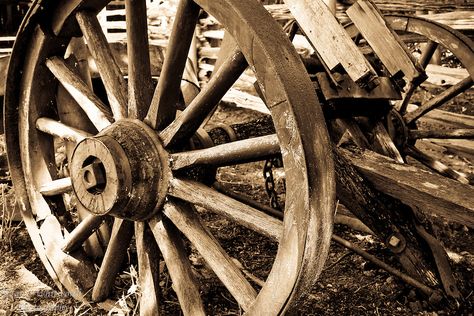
408, 105, 474, 130
39, 177, 72, 196
405, 145, 471, 185
409, 128, 474, 139
0, 55, 9, 96
316, 73, 401, 100
334, 118, 371, 148
135, 222, 161, 316
428, 138, 474, 162
425, 64, 470, 86
168, 178, 282, 240
126, 0, 154, 120
170, 134, 280, 170
40, 215, 97, 302
76, 11, 128, 120
221, 88, 269, 114
57, 50, 108, 259
145, 0, 201, 129
285, 0, 377, 85
346, 0, 425, 83
35, 118, 90, 143
163, 199, 258, 311
62, 214, 105, 253
149, 217, 206, 316
419, 11, 474, 31
160, 46, 247, 147
334, 147, 441, 288
372, 1, 474, 14
404, 76, 473, 124
45, 56, 112, 131
92, 218, 134, 302
370, 122, 404, 163
341, 147, 474, 227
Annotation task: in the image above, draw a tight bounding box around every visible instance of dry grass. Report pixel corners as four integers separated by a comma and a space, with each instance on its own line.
0, 183, 21, 251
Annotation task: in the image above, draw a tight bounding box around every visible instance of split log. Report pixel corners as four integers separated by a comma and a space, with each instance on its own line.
340, 146, 474, 228
333, 145, 441, 289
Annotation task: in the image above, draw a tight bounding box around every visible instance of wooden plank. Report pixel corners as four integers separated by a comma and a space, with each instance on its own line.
0, 55, 9, 96
408, 105, 474, 130
347, 0, 425, 83
341, 147, 474, 227
221, 88, 269, 114
285, 0, 377, 85
419, 11, 474, 31
425, 64, 470, 87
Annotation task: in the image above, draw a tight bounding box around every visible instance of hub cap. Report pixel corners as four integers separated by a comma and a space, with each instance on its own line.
71, 119, 171, 220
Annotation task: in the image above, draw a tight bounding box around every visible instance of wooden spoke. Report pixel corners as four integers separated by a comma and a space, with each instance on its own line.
170, 134, 279, 170
145, 0, 201, 129
409, 128, 474, 139
135, 222, 161, 316
418, 41, 440, 68
405, 145, 470, 185
399, 40, 439, 114
39, 177, 72, 196
169, 178, 282, 240
159, 46, 246, 147
76, 11, 127, 120
163, 200, 257, 311
45, 57, 113, 131
149, 217, 206, 316
92, 219, 134, 302
371, 122, 404, 163
36, 118, 91, 143
62, 214, 105, 253
126, 0, 154, 120
212, 182, 284, 220
404, 76, 473, 124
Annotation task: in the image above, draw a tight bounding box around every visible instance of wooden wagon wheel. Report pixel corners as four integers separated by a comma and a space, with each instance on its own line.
4, 0, 335, 314
346, 15, 474, 184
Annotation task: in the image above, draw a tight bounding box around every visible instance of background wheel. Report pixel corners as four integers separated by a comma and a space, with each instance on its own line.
346, 15, 473, 184
4, 0, 335, 314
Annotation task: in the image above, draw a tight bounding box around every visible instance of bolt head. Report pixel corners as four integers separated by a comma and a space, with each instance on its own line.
388, 235, 401, 248
81, 162, 105, 190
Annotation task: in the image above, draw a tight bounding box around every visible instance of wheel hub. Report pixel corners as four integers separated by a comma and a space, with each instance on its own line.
70, 119, 171, 221
386, 109, 410, 150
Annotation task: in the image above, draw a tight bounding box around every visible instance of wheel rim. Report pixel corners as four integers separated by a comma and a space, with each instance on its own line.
5, 0, 335, 314
346, 15, 474, 184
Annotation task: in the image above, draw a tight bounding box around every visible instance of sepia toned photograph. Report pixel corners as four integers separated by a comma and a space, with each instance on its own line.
0, 0, 472, 314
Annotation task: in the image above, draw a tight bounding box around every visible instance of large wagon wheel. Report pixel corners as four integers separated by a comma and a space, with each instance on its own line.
4, 0, 335, 314
346, 16, 474, 184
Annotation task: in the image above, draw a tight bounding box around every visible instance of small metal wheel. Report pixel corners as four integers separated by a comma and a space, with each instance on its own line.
4, 0, 335, 314
347, 15, 474, 184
